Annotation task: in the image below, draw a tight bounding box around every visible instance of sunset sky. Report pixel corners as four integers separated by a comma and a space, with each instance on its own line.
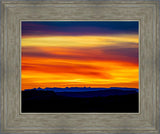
21, 21, 139, 91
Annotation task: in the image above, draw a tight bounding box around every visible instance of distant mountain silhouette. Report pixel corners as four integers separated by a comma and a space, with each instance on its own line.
24, 87, 138, 93
22, 87, 139, 113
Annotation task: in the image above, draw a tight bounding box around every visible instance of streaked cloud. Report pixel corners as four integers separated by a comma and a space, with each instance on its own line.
21, 35, 138, 47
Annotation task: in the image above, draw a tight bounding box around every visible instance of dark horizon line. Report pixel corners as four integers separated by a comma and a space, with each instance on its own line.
23, 86, 139, 90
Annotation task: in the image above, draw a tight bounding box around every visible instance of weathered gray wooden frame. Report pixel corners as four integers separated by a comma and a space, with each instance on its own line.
1, 0, 159, 133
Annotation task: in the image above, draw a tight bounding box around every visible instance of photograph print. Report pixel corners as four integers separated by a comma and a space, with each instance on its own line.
21, 21, 139, 113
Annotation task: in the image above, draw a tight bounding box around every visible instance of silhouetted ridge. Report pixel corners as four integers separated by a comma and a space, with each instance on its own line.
24, 87, 138, 93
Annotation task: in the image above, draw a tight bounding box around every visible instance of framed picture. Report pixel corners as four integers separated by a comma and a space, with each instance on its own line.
21, 21, 139, 113
1, 0, 159, 133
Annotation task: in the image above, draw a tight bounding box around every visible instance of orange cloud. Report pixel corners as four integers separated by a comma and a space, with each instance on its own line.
21, 35, 139, 90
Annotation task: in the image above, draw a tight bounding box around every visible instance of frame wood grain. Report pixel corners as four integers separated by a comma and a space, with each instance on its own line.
1, 0, 159, 133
